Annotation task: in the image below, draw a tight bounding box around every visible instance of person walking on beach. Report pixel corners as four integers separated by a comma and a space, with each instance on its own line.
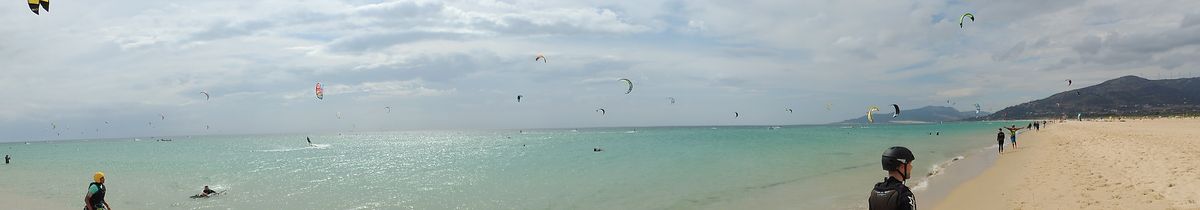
868, 146, 916, 210
85, 172, 111, 210
996, 128, 1006, 154
1005, 125, 1024, 149
1034, 121, 1040, 131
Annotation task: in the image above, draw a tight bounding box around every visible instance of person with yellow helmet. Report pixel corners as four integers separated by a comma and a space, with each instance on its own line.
85, 172, 111, 210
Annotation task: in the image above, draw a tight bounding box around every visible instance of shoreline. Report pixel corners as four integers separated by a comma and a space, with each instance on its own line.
911, 143, 1000, 208
934, 119, 1200, 209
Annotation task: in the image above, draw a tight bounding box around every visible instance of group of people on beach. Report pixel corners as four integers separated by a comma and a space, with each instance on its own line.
870, 120, 1053, 210
994, 121, 1050, 154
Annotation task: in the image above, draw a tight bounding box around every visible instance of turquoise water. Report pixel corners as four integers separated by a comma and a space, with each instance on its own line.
0, 122, 1009, 209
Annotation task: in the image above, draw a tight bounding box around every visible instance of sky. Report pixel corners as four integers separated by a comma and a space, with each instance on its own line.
2, 0, 1199, 141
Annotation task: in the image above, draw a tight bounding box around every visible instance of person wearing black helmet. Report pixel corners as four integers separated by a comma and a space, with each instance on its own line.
868, 146, 916, 210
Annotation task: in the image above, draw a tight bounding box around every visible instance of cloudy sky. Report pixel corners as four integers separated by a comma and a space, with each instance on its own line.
2, 0, 1199, 141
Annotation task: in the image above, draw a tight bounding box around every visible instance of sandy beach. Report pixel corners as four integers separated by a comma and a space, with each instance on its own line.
936, 119, 1200, 209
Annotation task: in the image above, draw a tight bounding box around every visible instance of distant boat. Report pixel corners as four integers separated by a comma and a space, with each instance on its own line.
157, 139, 172, 142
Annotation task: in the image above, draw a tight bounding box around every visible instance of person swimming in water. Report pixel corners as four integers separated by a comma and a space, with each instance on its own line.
197, 186, 218, 197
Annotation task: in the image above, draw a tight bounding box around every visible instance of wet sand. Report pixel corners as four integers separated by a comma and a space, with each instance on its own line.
935, 119, 1200, 209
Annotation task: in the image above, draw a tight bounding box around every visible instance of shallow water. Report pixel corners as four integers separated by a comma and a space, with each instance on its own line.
0, 122, 1010, 209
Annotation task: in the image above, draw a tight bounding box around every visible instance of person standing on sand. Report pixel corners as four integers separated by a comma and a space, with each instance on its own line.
868, 146, 916, 210
1005, 125, 1024, 149
85, 172, 111, 210
996, 128, 1006, 154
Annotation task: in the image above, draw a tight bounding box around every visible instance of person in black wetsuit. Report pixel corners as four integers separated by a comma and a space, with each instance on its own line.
868, 146, 916, 210
997, 128, 1006, 154
85, 172, 110, 210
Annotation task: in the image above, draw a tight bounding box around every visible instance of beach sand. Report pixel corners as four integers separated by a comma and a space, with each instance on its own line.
935, 119, 1200, 209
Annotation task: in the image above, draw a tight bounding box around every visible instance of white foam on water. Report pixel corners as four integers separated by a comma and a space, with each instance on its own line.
911, 155, 965, 192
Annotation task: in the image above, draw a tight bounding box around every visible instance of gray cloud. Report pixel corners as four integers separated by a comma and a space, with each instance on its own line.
1073, 34, 1104, 55
993, 41, 1027, 61
1071, 26, 1200, 67
188, 20, 277, 42
324, 31, 474, 53
1106, 27, 1200, 54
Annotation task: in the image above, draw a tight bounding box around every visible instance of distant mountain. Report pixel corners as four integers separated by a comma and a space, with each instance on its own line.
980, 75, 1200, 120
837, 106, 987, 124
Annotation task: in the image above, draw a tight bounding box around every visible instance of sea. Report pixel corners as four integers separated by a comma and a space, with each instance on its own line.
0, 122, 1018, 209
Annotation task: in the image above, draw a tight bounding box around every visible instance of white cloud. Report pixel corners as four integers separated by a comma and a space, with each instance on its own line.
686, 20, 708, 32
284, 79, 453, 100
